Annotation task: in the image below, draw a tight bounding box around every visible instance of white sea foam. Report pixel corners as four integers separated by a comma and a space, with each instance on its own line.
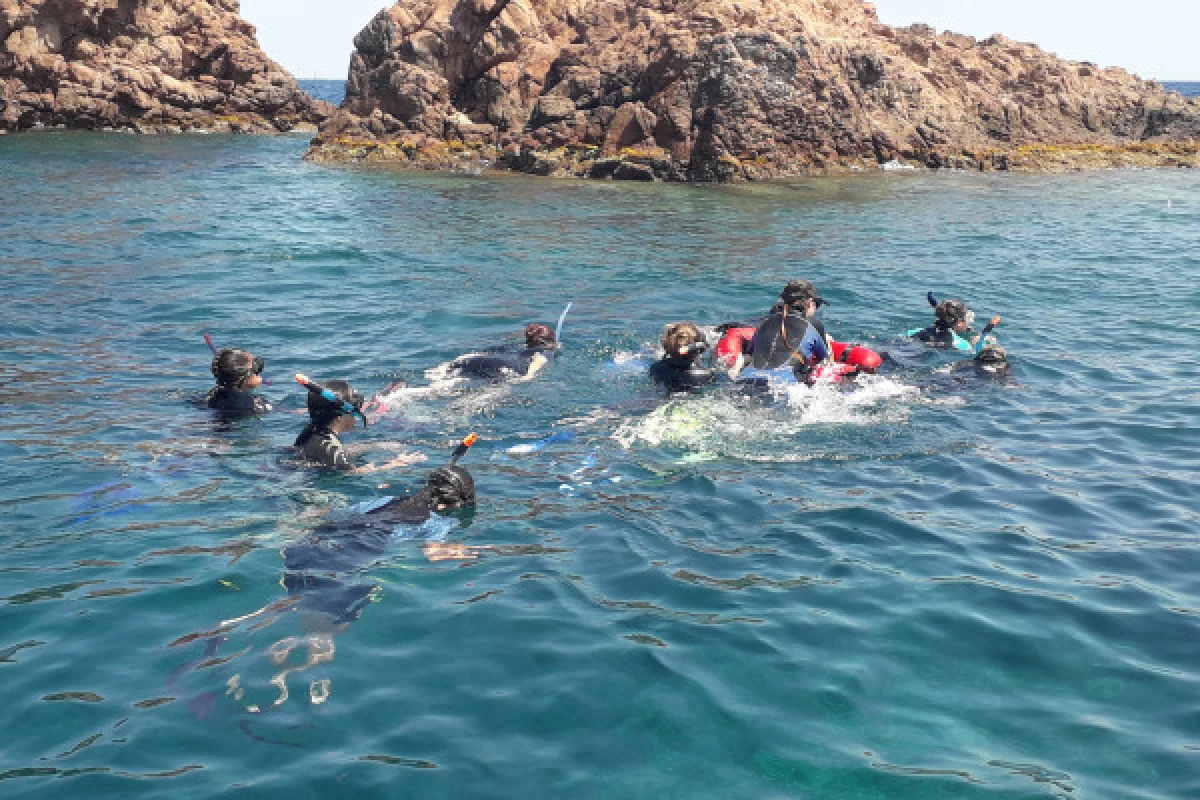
613, 374, 920, 459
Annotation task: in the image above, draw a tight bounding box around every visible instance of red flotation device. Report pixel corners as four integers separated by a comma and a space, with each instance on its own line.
716, 328, 883, 382
716, 327, 757, 368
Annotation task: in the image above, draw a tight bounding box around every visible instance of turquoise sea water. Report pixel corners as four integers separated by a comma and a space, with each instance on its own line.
1, 131, 1198, 800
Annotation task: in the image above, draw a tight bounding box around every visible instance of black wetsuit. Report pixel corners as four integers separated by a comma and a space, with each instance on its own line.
282, 492, 437, 624
648, 356, 715, 391
294, 426, 351, 469
206, 387, 270, 416
913, 325, 960, 347
449, 346, 554, 382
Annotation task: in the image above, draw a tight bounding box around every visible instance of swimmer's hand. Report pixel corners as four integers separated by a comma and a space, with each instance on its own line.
355, 452, 428, 475
423, 543, 479, 562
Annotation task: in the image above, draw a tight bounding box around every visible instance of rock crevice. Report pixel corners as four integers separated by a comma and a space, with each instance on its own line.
309, 0, 1200, 178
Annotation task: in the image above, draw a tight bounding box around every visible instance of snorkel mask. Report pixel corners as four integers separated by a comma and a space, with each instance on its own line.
212, 349, 264, 388
426, 466, 476, 510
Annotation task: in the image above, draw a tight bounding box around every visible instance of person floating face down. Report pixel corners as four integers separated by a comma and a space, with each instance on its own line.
447, 323, 557, 383
956, 343, 1011, 379
912, 299, 977, 351
648, 322, 715, 390
282, 465, 477, 628
751, 280, 832, 383
294, 379, 423, 474
259, 466, 477, 709
207, 348, 270, 416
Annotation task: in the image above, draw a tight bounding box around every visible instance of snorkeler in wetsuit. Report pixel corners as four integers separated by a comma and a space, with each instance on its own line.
206, 348, 270, 416
447, 323, 557, 383
282, 465, 477, 626
648, 322, 715, 390
911, 299, 977, 351
746, 280, 832, 384
294, 379, 363, 469
954, 344, 1011, 379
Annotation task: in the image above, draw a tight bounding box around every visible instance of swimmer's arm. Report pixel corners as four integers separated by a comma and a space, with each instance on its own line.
521, 353, 550, 381
353, 452, 428, 475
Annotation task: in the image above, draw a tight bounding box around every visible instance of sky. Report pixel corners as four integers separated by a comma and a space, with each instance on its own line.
239, 0, 1198, 81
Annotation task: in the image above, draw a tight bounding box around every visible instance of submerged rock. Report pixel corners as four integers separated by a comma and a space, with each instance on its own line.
0, 0, 330, 133
307, 0, 1200, 179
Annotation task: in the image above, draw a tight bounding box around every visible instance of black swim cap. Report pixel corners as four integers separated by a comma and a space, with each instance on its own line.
306, 379, 364, 426
426, 466, 476, 510
212, 348, 263, 388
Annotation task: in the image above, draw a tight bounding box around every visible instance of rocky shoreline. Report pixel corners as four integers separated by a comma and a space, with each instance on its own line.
307, 0, 1200, 180
1, 0, 328, 134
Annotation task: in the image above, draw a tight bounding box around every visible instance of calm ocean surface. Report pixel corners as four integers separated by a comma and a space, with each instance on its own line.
1, 122, 1198, 800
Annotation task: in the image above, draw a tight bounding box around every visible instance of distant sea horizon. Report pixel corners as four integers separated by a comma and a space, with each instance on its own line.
302, 79, 1200, 106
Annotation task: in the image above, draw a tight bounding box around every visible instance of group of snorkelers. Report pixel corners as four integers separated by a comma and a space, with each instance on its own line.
645, 279, 1008, 392
201, 279, 1004, 518
194, 284, 1007, 688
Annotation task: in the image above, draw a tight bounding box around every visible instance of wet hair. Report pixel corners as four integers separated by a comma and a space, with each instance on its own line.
661, 322, 702, 359
525, 324, 556, 348
935, 299, 970, 329
426, 466, 476, 510
211, 348, 262, 388
305, 379, 363, 429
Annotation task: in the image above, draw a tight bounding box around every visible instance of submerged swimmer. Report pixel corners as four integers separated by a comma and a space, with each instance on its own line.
294, 376, 423, 473
224, 462, 477, 710
282, 465, 478, 626
206, 348, 270, 416
446, 323, 557, 383
648, 322, 715, 391
910, 298, 977, 351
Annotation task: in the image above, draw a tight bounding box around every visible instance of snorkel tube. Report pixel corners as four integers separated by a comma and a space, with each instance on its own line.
927, 291, 939, 309
554, 303, 573, 355
449, 432, 478, 466
294, 374, 368, 428
976, 317, 1002, 355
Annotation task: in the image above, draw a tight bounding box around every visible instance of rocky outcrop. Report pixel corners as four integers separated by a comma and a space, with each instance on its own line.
307, 0, 1200, 178
0, 0, 329, 133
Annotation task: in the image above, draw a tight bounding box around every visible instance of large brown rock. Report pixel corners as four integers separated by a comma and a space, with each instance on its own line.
307, 0, 1200, 178
0, 0, 330, 133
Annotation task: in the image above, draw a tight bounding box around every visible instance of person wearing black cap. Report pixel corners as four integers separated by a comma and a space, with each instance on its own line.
206, 348, 270, 416
446, 323, 558, 383
910, 299, 977, 351
746, 280, 833, 383
294, 378, 423, 473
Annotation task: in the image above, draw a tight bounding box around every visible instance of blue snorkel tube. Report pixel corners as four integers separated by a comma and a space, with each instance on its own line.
295, 374, 368, 428
554, 303, 572, 355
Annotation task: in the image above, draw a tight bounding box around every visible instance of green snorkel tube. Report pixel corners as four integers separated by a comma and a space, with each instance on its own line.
294, 373, 369, 428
